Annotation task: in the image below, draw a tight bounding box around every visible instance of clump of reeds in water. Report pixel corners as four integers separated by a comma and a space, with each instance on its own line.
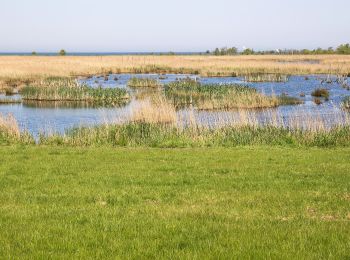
127, 77, 161, 88
244, 73, 289, 82
2, 87, 18, 96
20, 77, 130, 106
342, 96, 350, 109
131, 96, 177, 125
311, 88, 330, 100
0, 98, 21, 104
0, 113, 33, 144
164, 80, 301, 110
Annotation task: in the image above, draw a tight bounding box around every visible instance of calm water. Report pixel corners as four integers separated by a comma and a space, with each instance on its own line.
1, 74, 349, 136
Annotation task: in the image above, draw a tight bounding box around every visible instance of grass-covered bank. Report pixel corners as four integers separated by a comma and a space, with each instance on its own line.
40, 123, 350, 147
3, 121, 350, 147
0, 146, 349, 259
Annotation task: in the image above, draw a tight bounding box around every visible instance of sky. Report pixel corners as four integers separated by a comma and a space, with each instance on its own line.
1, 0, 349, 52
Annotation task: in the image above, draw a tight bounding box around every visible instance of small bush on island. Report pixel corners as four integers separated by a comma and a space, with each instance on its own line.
59, 49, 66, 56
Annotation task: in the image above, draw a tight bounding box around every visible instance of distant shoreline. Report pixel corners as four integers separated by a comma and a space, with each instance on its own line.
0, 52, 203, 56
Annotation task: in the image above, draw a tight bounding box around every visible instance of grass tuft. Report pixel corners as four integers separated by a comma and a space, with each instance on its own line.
0, 113, 34, 144
311, 88, 330, 100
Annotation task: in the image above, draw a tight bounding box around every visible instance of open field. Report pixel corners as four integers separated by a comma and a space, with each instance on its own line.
0, 146, 349, 259
1, 55, 350, 89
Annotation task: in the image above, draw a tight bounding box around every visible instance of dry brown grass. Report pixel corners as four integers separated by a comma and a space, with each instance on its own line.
131, 96, 177, 124
0, 113, 20, 138
1, 55, 350, 89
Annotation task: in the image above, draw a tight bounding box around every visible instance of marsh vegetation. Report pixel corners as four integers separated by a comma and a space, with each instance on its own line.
311, 88, 330, 100
342, 96, 350, 109
1, 59, 350, 259
244, 73, 289, 82
2, 96, 350, 147
0, 114, 33, 144
127, 77, 161, 88
165, 80, 301, 109
21, 78, 130, 106
1, 55, 350, 90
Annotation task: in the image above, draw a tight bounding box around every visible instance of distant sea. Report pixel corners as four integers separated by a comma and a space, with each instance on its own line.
0, 52, 203, 56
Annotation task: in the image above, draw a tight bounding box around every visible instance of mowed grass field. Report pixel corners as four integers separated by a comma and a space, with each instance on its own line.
0, 146, 349, 259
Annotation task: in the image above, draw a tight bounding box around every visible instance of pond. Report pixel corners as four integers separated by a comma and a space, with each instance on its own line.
0, 74, 349, 136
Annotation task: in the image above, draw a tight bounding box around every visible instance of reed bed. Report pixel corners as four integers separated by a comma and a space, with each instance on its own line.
1, 55, 350, 89
40, 122, 350, 148
0, 113, 33, 144
131, 96, 177, 124
2, 87, 18, 95
0, 97, 21, 104
244, 73, 289, 82
2, 99, 350, 147
311, 88, 330, 100
164, 80, 302, 109
342, 96, 350, 108
21, 78, 130, 106
35, 100, 350, 147
127, 77, 161, 88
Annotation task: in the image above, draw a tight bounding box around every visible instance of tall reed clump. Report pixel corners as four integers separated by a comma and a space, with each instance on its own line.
2, 87, 18, 96
311, 88, 330, 100
244, 73, 289, 82
0, 97, 22, 104
342, 96, 350, 108
164, 80, 301, 109
127, 77, 161, 88
21, 77, 130, 106
131, 96, 177, 124
0, 113, 33, 144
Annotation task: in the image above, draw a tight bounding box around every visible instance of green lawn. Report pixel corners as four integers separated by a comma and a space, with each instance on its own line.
0, 146, 349, 259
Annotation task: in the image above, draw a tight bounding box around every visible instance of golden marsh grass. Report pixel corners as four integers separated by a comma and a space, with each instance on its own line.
1, 55, 350, 89
0, 113, 20, 137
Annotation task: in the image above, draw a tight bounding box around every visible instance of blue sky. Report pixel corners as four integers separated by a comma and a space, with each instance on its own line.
1, 0, 349, 52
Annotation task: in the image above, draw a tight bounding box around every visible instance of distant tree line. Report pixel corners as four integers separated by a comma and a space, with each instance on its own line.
31, 49, 67, 56
208, 43, 350, 55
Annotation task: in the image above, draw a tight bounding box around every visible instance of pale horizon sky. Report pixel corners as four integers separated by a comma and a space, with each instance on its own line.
1, 0, 349, 52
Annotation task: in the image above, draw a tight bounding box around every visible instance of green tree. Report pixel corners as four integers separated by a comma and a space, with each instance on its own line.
336, 44, 350, 54
59, 49, 66, 56
227, 47, 238, 55
242, 48, 254, 55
